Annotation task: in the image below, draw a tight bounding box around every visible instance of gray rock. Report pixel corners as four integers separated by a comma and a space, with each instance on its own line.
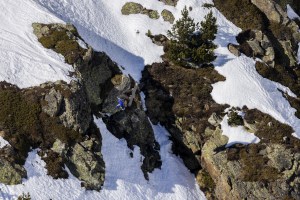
247, 40, 264, 56
228, 44, 241, 57
208, 113, 222, 127
0, 159, 26, 185
121, 2, 143, 15
161, 9, 175, 23
280, 40, 297, 66
43, 88, 63, 117
68, 137, 105, 191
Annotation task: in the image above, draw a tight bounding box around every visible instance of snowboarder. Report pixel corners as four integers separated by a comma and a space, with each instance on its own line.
116, 97, 125, 110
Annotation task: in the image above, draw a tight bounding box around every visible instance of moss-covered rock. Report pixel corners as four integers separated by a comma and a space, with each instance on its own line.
161, 9, 175, 23
121, 2, 160, 19
121, 2, 143, 15
0, 159, 26, 185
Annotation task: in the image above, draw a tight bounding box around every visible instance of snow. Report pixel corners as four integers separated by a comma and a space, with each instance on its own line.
1, 0, 300, 198
0, 0, 73, 88
287, 4, 300, 20
0, 118, 205, 200
0, 137, 10, 148
220, 114, 260, 147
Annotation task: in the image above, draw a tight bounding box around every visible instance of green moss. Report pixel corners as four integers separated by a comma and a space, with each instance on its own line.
38, 30, 68, 49
227, 111, 244, 126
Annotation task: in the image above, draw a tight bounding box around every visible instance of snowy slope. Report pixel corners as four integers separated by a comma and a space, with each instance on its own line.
1, 0, 300, 198
0, 118, 205, 200
0, 0, 73, 88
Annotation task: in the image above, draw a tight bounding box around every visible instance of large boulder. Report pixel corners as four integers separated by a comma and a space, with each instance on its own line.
42, 80, 92, 134
67, 137, 105, 191
161, 9, 175, 23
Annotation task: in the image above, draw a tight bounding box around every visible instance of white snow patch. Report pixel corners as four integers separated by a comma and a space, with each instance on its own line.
0, 137, 10, 148
287, 4, 300, 20
220, 114, 260, 147
0, 0, 73, 88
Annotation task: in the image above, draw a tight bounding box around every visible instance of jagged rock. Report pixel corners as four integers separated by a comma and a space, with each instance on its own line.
247, 40, 264, 56
251, 0, 289, 24
161, 9, 175, 23
102, 75, 137, 115
67, 137, 105, 191
228, 44, 241, 57
280, 40, 298, 66
104, 109, 161, 179
0, 159, 26, 185
121, 2, 143, 15
42, 80, 92, 134
208, 113, 222, 127
51, 139, 66, 155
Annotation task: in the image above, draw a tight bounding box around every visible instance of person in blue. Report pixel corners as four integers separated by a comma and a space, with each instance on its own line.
116, 97, 125, 110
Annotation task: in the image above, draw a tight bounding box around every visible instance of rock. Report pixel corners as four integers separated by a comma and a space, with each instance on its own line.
41, 81, 92, 134
43, 88, 63, 117
161, 9, 175, 23
247, 40, 264, 56
103, 109, 161, 179
142, 9, 160, 19
121, 2, 143, 15
251, 0, 289, 24
158, 0, 178, 6
101, 75, 137, 115
208, 113, 222, 127
51, 139, 66, 155
228, 43, 241, 57
0, 159, 26, 185
67, 137, 105, 191
280, 40, 297, 66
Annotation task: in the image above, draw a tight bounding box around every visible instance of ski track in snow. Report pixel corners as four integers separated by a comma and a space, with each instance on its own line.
0, 0, 73, 88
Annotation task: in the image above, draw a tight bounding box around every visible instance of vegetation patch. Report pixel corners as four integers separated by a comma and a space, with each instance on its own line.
37, 25, 86, 65
227, 111, 244, 126
213, 0, 267, 30
165, 7, 217, 68
40, 150, 68, 179
227, 144, 280, 182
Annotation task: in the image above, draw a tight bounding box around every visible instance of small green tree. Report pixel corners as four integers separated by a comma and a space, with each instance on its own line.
166, 7, 218, 67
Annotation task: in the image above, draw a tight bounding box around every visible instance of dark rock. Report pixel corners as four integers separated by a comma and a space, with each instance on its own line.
158, 0, 178, 6
103, 109, 161, 179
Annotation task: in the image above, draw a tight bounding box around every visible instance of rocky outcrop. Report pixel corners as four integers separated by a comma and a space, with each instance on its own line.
121, 2, 160, 19
102, 75, 161, 179
141, 62, 227, 182
201, 108, 300, 199
33, 22, 162, 186
235, 30, 276, 67
41, 80, 91, 134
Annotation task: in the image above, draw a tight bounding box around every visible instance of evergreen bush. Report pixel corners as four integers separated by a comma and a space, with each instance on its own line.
166, 6, 217, 67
